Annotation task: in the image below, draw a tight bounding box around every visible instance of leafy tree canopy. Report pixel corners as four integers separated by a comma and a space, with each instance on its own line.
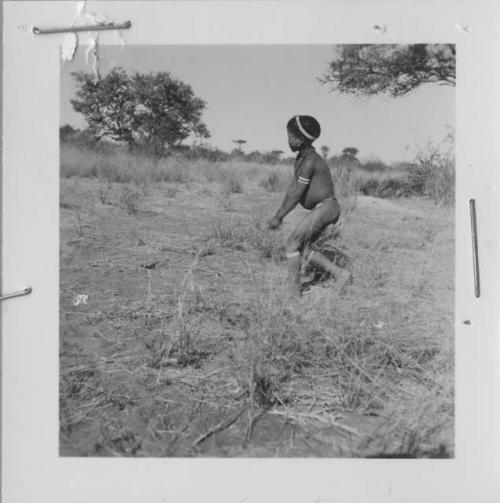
71, 68, 210, 155
320, 44, 455, 97
342, 147, 359, 157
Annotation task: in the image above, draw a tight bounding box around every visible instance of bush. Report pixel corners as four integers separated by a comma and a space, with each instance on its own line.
408, 143, 455, 205
171, 144, 230, 162
356, 170, 410, 198
351, 129, 455, 204
360, 157, 389, 172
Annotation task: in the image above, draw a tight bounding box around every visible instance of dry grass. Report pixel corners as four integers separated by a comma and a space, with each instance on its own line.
61, 144, 290, 189
59, 145, 454, 457
259, 171, 290, 192
207, 215, 284, 262
351, 133, 455, 205
355, 168, 410, 199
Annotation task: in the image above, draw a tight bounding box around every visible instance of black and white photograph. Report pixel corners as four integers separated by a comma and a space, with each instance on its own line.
7, 0, 500, 501
59, 43, 455, 458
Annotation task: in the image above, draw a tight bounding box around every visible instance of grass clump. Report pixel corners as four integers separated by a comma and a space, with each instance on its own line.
356, 169, 410, 198
208, 216, 283, 262
226, 270, 315, 409
258, 171, 289, 192
148, 257, 209, 369
408, 139, 455, 205
221, 173, 244, 194
331, 164, 358, 219
119, 184, 142, 215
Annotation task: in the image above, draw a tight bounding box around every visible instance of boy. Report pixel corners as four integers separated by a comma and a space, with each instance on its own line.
268, 115, 351, 296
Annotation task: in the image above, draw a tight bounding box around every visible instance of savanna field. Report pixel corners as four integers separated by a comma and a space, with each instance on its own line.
59, 142, 454, 457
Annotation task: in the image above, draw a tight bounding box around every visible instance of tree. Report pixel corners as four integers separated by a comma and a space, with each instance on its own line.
320, 145, 330, 160
71, 68, 210, 155
320, 44, 455, 97
342, 147, 359, 158
336, 147, 361, 174
233, 139, 247, 152
265, 150, 284, 164
60, 124, 78, 141
71, 68, 137, 144
132, 72, 210, 155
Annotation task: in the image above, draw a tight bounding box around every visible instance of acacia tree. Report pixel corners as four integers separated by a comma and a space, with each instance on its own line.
71, 68, 210, 155
233, 139, 247, 152
342, 147, 359, 158
132, 72, 210, 155
71, 69, 137, 144
320, 44, 455, 97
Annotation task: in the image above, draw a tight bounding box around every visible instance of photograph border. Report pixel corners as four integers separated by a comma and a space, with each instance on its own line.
3, 1, 500, 502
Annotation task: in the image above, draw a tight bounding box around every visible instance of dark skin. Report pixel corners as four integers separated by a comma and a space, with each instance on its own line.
268, 129, 335, 229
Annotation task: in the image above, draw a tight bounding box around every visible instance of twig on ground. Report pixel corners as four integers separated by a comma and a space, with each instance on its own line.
192, 407, 246, 446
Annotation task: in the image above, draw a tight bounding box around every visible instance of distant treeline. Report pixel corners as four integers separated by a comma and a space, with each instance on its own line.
60, 126, 454, 205
60, 124, 411, 172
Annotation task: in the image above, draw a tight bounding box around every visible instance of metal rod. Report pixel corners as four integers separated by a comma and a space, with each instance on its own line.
0, 287, 32, 302
33, 20, 131, 35
469, 199, 480, 298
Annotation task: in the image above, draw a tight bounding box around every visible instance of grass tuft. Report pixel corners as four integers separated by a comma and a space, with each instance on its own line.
259, 171, 289, 192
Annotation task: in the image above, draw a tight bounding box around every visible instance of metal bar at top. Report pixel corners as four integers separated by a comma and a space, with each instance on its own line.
33, 20, 131, 35
0, 287, 32, 302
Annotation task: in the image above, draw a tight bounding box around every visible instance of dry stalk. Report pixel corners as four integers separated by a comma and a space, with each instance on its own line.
192, 407, 246, 447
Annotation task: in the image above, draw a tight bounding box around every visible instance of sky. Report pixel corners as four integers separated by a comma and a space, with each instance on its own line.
60, 45, 455, 163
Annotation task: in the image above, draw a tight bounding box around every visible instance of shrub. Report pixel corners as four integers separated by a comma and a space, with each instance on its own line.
356, 170, 410, 198
408, 143, 455, 205
360, 157, 389, 172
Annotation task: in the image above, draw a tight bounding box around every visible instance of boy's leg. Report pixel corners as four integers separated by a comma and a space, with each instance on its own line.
285, 222, 309, 296
300, 199, 351, 290
285, 198, 350, 295
285, 251, 301, 297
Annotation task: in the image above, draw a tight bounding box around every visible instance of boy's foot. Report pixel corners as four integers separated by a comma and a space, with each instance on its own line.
300, 271, 316, 284
306, 249, 352, 292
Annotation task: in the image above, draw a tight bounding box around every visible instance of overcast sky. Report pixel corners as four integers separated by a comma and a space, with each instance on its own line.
60, 45, 454, 163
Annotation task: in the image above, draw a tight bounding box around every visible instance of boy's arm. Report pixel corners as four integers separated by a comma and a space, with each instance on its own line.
270, 158, 314, 225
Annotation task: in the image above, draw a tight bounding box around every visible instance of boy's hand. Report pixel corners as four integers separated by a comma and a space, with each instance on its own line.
267, 216, 282, 230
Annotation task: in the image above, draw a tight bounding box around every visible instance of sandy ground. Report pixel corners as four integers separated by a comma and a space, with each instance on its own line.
59, 176, 454, 457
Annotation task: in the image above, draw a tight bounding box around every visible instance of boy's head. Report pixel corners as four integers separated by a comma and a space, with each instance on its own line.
287, 115, 321, 152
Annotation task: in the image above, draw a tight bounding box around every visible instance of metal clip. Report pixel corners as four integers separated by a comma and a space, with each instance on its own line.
469, 199, 480, 298
32, 20, 131, 35
0, 287, 32, 302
